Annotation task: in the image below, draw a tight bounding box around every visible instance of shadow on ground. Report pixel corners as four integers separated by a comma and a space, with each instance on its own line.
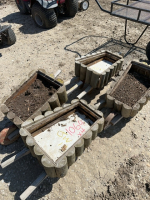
2, 12, 73, 34
0, 153, 59, 200
99, 117, 131, 139
64, 35, 146, 59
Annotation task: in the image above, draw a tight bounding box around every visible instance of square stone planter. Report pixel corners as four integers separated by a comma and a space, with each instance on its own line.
105, 61, 150, 118
19, 99, 104, 178
1, 70, 67, 128
75, 50, 124, 89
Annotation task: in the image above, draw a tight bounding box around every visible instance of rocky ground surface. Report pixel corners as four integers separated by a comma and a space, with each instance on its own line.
0, 0, 150, 200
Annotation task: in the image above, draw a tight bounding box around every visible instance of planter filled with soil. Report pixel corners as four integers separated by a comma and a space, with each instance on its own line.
75, 50, 123, 89
1, 70, 68, 128
106, 61, 150, 118
20, 99, 104, 178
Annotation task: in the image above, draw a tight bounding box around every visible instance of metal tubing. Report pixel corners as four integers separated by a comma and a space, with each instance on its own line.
113, 1, 150, 13
95, 0, 111, 14
124, 19, 148, 45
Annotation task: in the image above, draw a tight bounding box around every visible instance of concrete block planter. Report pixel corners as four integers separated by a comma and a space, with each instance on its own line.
105, 61, 150, 118
20, 100, 104, 178
75, 50, 124, 89
1, 70, 67, 128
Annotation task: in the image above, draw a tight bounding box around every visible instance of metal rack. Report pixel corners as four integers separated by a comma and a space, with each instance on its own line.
95, 0, 150, 45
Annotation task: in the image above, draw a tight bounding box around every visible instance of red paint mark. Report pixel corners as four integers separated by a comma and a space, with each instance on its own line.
69, 127, 75, 134
65, 120, 86, 137
77, 132, 82, 137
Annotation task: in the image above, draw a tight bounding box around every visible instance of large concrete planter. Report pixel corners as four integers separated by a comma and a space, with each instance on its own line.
1, 70, 67, 128
20, 99, 104, 178
105, 61, 150, 118
75, 50, 124, 89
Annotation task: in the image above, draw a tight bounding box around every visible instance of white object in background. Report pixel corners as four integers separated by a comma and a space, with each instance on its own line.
89, 60, 112, 74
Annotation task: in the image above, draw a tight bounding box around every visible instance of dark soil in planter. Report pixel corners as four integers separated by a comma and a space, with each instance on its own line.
7, 79, 57, 121
111, 72, 150, 107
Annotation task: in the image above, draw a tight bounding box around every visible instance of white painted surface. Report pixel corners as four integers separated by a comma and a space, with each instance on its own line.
89, 60, 112, 74
34, 112, 93, 162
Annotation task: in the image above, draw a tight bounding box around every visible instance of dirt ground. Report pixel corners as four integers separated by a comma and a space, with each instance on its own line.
0, 0, 150, 200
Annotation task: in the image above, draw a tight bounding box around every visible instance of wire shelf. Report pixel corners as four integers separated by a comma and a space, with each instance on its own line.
111, 0, 150, 25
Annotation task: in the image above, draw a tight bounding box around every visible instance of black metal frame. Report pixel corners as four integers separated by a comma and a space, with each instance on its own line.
124, 19, 148, 45
95, 0, 150, 45
95, 0, 111, 14
111, 0, 150, 26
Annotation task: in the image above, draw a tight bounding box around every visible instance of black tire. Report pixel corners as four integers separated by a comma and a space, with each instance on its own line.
1, 26, 16, 46
146, 41, 150, 60
65, 0, 78, 17
31, 2, 57, 29
15, 0, 30, 14
7, 28, 16, 45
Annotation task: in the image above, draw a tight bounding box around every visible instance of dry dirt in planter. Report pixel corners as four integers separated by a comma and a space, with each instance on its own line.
7, 79, 57, 121
111, 72, 150, 107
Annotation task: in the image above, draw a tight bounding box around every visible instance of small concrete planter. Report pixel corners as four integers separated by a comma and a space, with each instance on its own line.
75, 50, 123, 89
20, 100, 104, 178
105, 61, 150, 118
1, 70, 67, 128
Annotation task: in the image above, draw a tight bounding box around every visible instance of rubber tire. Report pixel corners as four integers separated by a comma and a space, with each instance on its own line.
15, 0, 30, 14
146, 41, 150, 60
65, 0, 78, 17
81, 0, 89, 11
31, 2, 57, 29
7, 28, 16, 45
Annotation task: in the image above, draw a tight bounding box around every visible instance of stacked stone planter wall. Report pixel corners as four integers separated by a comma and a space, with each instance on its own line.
20, 100, 104, 178
75, 50, 124, 89
106, 61, 150, 118
1, 70, 67, 128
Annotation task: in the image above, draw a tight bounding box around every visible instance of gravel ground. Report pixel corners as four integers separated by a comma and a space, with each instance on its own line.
0, 0, 150, 200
